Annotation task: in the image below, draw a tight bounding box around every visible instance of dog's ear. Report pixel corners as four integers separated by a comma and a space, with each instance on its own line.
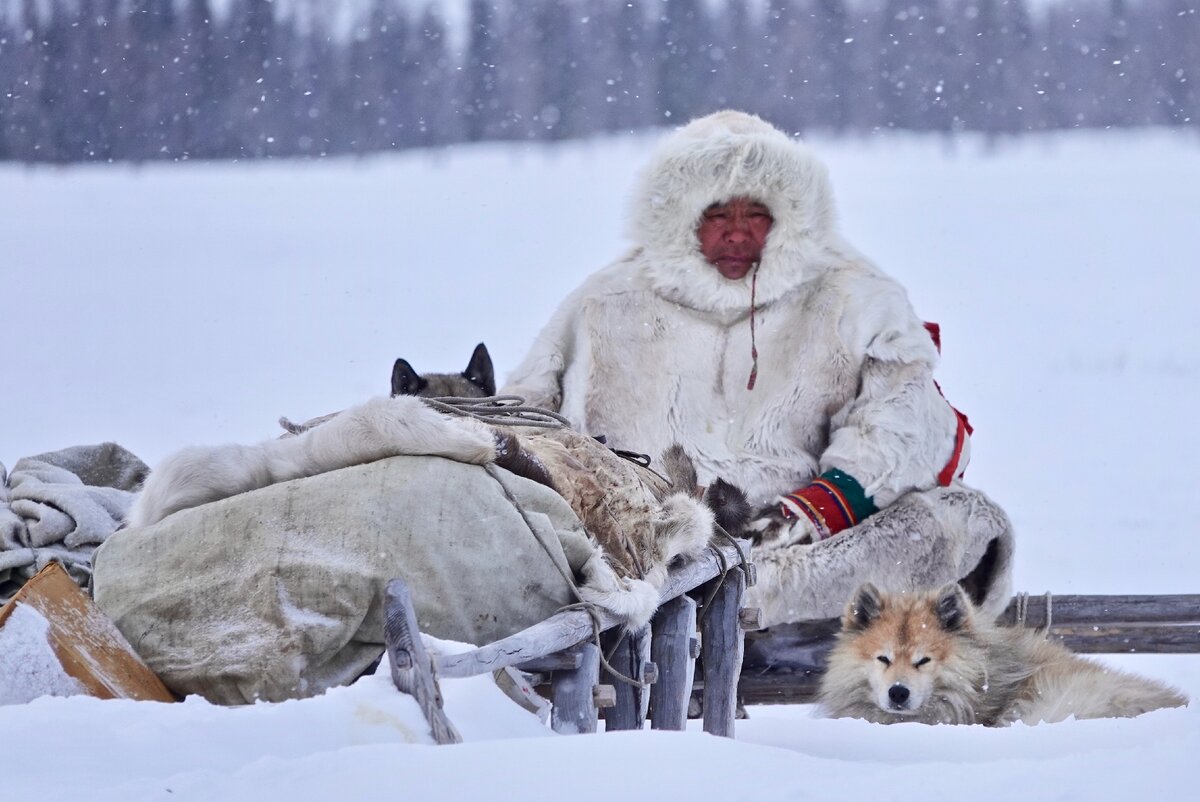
391, 358, 428, 397
463, 342, 495, 396
704, 478, 752, 536
934, 583, 973, 632
844, 583, 884, 631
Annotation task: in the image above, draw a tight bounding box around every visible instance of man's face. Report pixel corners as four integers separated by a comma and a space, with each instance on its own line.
696, 197, 774, 280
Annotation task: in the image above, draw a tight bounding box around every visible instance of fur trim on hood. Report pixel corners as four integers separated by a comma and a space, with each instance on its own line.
631, 110, 839, 314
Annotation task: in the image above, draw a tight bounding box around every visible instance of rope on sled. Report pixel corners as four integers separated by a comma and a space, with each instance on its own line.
696, 521, 753, 628
277, 395, 568, 437
1013, 591, 1054, 635
481, 464, 646, 689
421, 395, 572, 429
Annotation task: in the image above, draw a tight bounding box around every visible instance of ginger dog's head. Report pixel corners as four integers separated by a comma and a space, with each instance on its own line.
833, 582, 977, 718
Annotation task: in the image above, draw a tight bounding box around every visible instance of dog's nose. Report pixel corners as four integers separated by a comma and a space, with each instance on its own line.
888, 684, 910, 707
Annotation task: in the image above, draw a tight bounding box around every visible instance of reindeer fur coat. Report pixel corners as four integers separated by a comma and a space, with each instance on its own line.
504, 111, 1014, 623
505, 110, 966, 510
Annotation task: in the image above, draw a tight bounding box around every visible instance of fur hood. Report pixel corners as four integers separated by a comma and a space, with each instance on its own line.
630, 110, 840, 315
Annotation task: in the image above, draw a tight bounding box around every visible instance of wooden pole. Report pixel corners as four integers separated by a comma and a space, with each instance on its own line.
551, 641, 602, 735
383, 579, 462, 745
699, 566, 747, 738
601, 625, 651, 731
648, 593, 697, 731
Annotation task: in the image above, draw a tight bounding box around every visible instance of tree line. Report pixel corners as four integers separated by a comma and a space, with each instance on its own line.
0, 0, 1196, 163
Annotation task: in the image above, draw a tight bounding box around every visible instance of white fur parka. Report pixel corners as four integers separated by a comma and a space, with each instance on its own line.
504, 111, 967, 510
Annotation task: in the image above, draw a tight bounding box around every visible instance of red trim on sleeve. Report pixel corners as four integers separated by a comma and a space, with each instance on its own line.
937, 409, 970, 487
925, 321, 973, 485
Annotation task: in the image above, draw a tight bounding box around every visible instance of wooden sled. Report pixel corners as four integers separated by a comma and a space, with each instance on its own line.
738, 592, 1200, 705
383, 538, 758, 742
384, 533, 1199, 734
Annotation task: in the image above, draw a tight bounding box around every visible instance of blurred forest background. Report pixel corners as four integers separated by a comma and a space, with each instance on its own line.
0, 0, 1196, 163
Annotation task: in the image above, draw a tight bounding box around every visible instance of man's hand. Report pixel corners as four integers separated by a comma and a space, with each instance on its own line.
747, 500, 819, 548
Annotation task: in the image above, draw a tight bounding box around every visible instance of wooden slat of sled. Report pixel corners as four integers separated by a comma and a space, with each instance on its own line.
1049, 625, 1200, 654
999, 594, 1200, 654
998, 594, 1200, 628
386, 539, 756, 738
384, 579, 461, 744
737, 592, 1200, 706
0, 562, 176, 702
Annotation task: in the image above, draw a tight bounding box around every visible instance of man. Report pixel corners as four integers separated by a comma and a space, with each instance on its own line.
504, 111, 1013, 624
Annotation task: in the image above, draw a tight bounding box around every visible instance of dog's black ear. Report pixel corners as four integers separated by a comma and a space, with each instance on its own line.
704, 478, 752, 536
463, 342, 495, 396
844, 583, 884, 631
934, 584, 972, 632
391, 358, 428, 397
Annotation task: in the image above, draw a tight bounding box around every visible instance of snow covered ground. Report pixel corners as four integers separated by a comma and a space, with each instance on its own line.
2, 127, 1199, 798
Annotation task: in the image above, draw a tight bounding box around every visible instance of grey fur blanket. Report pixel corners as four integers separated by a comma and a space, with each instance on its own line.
0, 443, 146, 604
747, 483, 1015, 626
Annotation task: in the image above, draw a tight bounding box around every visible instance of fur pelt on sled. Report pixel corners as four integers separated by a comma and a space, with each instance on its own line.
498, 427, 714, 626
746, 483, 1015, 626
124, 394, 717, 629
126, 395, 498, 530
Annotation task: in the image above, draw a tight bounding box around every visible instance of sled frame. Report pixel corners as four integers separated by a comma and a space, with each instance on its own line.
384, 538, 757, 738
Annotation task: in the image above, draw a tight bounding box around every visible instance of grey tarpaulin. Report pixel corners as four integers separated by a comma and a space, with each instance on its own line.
92, 455, 597, 705
1, 443, 146, 604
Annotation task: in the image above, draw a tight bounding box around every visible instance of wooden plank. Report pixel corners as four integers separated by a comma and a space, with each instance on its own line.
699, 567, 747, 738
648, 594, 697, 731
383, 579, 462, 745
437, 606, 596, 680
436, 540, 748, 680
1000, 594, 1200, 628
551, 642, 601, 735
593, 684, 617, 709
736, 672, 823, 705
739, 607, 764, 631
742, 619, 840, 674
0, 562, 175, 702
515, 652, 583, 673
493, 666, 552, 723
601, 625, 651, 731
1050, 625, 1200, 653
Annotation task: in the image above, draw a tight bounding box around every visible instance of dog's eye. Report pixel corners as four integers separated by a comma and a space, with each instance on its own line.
914, 657, 932, 668
876, 656, 891, 666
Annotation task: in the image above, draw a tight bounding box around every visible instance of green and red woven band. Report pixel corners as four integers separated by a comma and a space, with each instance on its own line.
781, 469, 879, 540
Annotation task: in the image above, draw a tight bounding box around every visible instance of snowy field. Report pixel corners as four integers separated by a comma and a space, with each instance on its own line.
2, 127, 1199, 798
